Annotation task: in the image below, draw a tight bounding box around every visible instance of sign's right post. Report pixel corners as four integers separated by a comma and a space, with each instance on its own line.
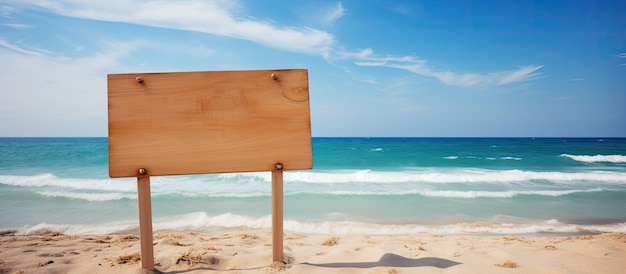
272, 163, 284, 263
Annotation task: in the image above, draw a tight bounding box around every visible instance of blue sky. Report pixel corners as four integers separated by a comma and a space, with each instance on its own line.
1, 0, 624, 137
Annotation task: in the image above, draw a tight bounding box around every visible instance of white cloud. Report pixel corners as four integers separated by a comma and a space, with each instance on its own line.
339, 48, 374, 60
323, 2, 347, 25
0, 38, 45, 55
6, 0, 336, 56
0, 23, 31, 29
497, 66, 543, 85
3, 0, 543, 92
1, 5, 19, 18
351, 48, 542, 87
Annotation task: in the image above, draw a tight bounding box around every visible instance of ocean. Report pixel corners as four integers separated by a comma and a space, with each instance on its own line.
1, 137, 625, 236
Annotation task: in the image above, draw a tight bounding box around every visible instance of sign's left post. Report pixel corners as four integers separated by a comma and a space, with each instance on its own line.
137, 169, 154, 270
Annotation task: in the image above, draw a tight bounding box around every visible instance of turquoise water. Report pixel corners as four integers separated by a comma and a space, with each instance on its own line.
1, 137, 625, 235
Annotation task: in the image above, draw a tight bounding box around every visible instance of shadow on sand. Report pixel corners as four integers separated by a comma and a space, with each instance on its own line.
142, 253, 460, 273
145, 267, 264, 274
301, 253, 461, 269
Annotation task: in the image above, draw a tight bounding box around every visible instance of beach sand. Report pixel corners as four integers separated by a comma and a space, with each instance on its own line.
1, 229, 624, 273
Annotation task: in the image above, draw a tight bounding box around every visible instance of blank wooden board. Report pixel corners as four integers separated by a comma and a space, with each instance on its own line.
108, 69, 312, 178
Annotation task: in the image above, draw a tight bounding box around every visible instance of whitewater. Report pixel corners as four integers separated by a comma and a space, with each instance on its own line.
1, 137, 625, 236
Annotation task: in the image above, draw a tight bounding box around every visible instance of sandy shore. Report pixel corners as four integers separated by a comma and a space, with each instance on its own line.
1, 229, 624, 273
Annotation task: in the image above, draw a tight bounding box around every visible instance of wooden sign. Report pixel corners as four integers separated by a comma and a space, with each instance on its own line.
107, 69, 312, 178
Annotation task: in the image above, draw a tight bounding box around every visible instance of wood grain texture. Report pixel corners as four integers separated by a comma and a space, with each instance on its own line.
137, 176, 154, 270
108, 69, 312, 178
271, 169, 284, 262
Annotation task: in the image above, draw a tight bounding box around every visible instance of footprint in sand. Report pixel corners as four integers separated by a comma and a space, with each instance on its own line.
37, 260, 54, 268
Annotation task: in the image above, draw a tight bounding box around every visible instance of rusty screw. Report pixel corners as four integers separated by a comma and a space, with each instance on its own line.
136, 76, 144, 83
271, 73, 278, 80
275, 163, 283, 170
138, 168, 147, 175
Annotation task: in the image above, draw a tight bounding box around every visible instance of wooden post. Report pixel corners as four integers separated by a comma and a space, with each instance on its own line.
137, 175, 154, 270
271, 168, 284, 263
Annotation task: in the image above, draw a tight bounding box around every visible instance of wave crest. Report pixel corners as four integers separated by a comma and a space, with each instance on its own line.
2, 170, 624, 201
12, 212, 626, 236
562, 154, 626, 163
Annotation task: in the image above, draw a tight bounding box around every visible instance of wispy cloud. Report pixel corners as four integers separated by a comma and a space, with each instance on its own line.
619, 53, 626, 66
1, 5, 32, 29
5, 1, 542, 89
322, 2, 347, 25
6, 0, 336, 56
0, 23, 31, 29
349, 48, 542, 87
496, 65, 543, 85
0, 38, 48, 55
1, 5, 19, 18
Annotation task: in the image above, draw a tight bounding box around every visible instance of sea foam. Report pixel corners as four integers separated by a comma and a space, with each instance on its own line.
13, 212, 626, 236
2, 170, 625, 202
562, 154, 626, 163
